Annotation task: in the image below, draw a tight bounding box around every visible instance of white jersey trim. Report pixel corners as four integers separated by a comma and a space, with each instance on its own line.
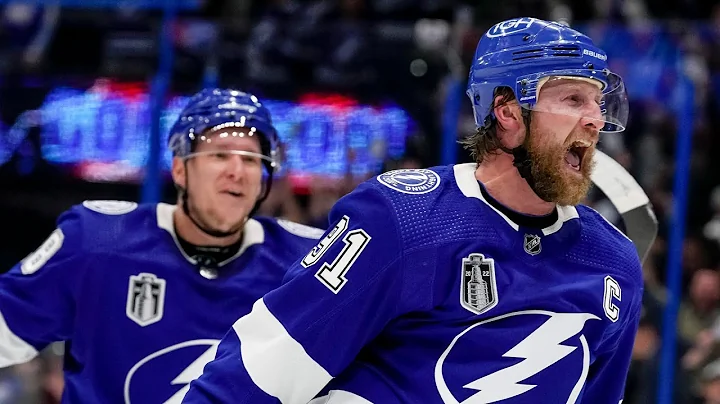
0, 309, 38, 367
156, 203, 265, 267
453, 163, 578, 236
234, 298, 332, 404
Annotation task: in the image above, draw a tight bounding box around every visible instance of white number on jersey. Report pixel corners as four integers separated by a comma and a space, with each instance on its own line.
603, 276, 621, 322
301, 216, 371, 294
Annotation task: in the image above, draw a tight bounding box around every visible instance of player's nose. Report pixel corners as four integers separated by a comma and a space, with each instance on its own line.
579, 106, 603, 134
225, 154, 248, 180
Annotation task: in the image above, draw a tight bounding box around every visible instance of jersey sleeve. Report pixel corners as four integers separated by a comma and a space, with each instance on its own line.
583, 256, 643, 404
0, 208, 86, 366
184, 183, 431, 404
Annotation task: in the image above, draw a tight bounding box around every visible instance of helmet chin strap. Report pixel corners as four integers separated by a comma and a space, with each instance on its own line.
180, 160, 245, 239
181, 190, 244, 239
498, 111, 553, 203
177, 157, 274, 240
509, 145, 536, 191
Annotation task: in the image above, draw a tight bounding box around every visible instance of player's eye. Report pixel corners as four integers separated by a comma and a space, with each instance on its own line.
563, 94, 584, 107
242, 154, 261, 165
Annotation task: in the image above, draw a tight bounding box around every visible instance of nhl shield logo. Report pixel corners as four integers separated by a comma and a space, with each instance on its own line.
460, 253, 498, 315
126, 273, 166, 327
523, 234, 542, 256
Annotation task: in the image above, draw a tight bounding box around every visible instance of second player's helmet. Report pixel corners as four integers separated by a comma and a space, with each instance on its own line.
168, 88, 279, 166
466, 17, 629, 133
168, 88, 280, 216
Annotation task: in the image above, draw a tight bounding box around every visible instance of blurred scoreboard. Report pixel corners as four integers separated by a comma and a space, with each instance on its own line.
0, 79, 416, 185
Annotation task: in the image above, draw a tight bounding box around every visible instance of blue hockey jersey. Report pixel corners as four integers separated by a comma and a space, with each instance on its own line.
184, 163, 644, 404
0, 201, 323, 403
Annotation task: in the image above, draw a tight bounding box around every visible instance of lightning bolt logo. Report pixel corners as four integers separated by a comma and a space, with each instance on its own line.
435, 311, 600, 404
124, 339, 220, 404
163, 343, 219, 404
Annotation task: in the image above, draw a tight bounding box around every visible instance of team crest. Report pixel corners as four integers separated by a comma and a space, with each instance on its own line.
460, 253, 498, 315
126, 273, 166, 327
377, 168, 440, 195
523, 234, 542, 256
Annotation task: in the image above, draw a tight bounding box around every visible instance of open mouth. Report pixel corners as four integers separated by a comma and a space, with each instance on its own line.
223, 191, 244, 198
564, 139, 592, 171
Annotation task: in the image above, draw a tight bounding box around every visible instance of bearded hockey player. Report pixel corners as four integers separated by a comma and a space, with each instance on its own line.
183, 18, 642, 404
0, 88, 323, 403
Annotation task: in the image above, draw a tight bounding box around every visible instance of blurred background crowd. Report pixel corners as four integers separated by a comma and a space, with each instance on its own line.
0, 0, 719, 402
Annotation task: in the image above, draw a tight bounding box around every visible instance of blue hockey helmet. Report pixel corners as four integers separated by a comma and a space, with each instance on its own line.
168, 88, 279, 167
467, 18, 629, 133
168, 88, 280, 221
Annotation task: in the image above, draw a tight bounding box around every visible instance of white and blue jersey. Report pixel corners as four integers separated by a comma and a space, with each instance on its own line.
184, 163, 643, 404
0, 201, 322, 403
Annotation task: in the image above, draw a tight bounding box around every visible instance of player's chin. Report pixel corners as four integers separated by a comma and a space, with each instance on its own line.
209, 206, 251, 232
213, 218, 247, 234
555, 175, 592, 206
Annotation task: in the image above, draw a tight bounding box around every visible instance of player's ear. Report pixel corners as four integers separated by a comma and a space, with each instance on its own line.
171, 157, 187, 189
493, 95, 525, 149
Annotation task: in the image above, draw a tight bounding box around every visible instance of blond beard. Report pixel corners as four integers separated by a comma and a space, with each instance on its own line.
524, 122, 595, 206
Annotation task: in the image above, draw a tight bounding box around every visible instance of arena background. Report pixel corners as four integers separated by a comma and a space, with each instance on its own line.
0, 1, 718, 403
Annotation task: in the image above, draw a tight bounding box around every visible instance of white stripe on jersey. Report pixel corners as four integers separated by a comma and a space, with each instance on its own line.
234, 298, 333, 404
0, 309, 38, 367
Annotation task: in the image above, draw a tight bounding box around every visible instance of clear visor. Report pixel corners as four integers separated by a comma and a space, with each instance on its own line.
516, 70, 629, 133
184, 150, 277, 181
182, 129, 280, 179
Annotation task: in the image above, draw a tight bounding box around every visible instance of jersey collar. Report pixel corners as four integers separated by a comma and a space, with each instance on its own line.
155, 203, 264, 266
453, 163, 579, 236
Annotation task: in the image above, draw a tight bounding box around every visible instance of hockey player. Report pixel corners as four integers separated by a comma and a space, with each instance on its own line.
184, 18, 643, 404
0, 88, 323, 403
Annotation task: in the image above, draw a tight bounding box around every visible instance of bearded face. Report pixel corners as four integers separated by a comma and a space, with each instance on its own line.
523, 116, 597, 206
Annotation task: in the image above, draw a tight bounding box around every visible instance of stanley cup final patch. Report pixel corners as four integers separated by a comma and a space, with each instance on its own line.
126, 273, 166, 327
460, 253, 498, 315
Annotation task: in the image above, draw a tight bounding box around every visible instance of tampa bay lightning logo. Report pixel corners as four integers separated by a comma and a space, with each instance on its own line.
434, 311, 600, 404
123, 339, 219, 404
377, 168, 441, 195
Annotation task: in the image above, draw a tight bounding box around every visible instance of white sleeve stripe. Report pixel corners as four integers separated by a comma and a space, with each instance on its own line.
234, 298, 333, 404
0, 310, 38, 367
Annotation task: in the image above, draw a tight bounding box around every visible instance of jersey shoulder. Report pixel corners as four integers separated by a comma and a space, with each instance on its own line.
18, 200, 154, 276
356, 164, 496, 249
59, 200, 160, 254
252, 216, 323, 255
574, 204, 643, 284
